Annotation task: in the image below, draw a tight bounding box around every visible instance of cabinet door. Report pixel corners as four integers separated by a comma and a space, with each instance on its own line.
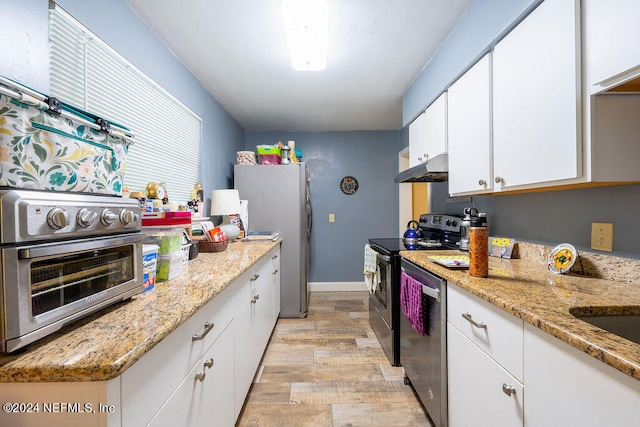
271, 249, 281, 319
523, 323, 640, 427
493, 0, 580, 189
408, 112, 427, 167
448, 54, 492, 195
234, 261, 275, 419
448, 324, 524, 427
148, 323, 235, 427
423, 92, 447, 160
588, 0, 640, 90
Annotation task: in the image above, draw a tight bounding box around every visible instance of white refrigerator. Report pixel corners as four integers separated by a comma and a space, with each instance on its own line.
234, 163, 311, 318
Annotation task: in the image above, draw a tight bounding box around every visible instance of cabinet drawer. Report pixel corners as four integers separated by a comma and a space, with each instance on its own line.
448, 324, 524, 427
121, 278, 245, 427
447, 283, 523, 381
148, 322, 235, 427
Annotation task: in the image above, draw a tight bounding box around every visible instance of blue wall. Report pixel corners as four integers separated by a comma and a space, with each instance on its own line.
406, 0, 640, 260
0, 0, 244, 203
246, 131, 406, 282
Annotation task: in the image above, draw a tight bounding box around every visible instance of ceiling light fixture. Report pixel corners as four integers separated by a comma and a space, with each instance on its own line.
281, 0, 328, 71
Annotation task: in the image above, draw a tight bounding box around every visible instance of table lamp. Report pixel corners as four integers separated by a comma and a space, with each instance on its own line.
210, 189, 243, 240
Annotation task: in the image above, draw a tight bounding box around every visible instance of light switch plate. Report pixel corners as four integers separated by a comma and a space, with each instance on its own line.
591, 222, 613, 252
329, 213, 335, 223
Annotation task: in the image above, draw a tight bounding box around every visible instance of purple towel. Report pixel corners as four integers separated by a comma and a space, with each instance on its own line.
401, 271, 425, 335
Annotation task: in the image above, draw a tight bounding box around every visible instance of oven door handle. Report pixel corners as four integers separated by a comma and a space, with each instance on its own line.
377, 253, 391, 262
421, 284, 440, 302
18, 233, 143, 259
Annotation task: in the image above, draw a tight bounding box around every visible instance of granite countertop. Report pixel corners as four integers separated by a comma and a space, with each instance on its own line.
401, 249, 640, 381
0, 240, 280, 383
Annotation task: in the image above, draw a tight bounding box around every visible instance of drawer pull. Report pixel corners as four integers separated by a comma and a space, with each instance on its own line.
272, 254, 278, 260
462, 312, 487, 329
195, 358, 215, 382
502, 383, 516, 397
192, 322, 214, 341
203, 358, 214, 369
251, 294, 260, 304
273, 268, 279, 275
250, 274, 260, 282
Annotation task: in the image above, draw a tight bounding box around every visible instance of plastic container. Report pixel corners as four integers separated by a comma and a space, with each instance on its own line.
142, 244, 158, 291
142, 225, 184, 254
256, 145, 281, 165
157, 251, 183, 281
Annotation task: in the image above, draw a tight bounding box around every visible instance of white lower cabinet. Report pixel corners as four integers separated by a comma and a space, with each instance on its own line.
523, 323, 640, 427
447, 283, 524, 427
147, 323, 235, 427
448, 325, 524, 427
0, 245, 280, 427
234, 259, 275, 419
272, 250, 281, 318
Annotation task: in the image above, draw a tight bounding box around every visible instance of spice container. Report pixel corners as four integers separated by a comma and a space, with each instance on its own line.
469, 213, 489, 278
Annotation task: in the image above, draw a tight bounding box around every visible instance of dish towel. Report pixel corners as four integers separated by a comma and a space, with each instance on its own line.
363, 244, 379, 294
401, 271, 425, 335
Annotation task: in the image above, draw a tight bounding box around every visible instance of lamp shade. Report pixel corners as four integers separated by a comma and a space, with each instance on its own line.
211, 189, 241, 216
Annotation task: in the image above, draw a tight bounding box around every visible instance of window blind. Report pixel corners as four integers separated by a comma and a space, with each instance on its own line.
48, 4, 201, 202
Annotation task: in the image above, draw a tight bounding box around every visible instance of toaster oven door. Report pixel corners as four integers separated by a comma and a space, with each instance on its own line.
1, 233, 143, 352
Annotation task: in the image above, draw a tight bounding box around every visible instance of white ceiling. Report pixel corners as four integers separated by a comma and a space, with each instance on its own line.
124, 0, 473, 132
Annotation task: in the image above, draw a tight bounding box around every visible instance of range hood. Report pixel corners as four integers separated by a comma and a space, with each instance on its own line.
394, 153, 448, 183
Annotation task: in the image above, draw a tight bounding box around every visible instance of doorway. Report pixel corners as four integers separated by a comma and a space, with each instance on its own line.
398, 148, 429, 235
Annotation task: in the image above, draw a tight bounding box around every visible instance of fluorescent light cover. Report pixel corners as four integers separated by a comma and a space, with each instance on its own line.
281, 0, 328, 71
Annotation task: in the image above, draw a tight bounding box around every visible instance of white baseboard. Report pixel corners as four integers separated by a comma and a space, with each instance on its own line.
308, 282, 367, 292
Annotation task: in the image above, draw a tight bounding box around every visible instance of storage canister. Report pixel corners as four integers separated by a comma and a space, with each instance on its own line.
469, 213, 489, 278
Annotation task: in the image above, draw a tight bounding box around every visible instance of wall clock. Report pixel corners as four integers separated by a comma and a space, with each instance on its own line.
340, 176, 359, 195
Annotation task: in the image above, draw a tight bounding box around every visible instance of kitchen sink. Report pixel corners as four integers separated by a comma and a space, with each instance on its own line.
570, 307, 640, 345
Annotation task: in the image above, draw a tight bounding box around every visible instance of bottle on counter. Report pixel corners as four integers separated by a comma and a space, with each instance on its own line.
469, 212, 489, 278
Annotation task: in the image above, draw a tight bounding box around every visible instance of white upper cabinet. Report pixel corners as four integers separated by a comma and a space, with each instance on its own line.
587, 0, 640, 93
408, 111, 427, 167
492, 0, 580, 190
408, 92, 447, 168
448, 54, 492, 195
423, 92, 447, 159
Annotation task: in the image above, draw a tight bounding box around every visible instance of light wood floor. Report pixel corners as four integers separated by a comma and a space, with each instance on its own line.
236, 291, 432, 426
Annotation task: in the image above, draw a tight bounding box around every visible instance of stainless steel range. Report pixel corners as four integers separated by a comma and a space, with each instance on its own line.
368, 213, 461, 367
0, 189, 143, 353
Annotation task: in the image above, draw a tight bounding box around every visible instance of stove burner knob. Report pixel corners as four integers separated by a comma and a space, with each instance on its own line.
120, 209, 137, 225
446, 219, 452, 226
450, 220, 458, 227
47, 207, 69, 230
100, 209, 119, 226
76, 208, 98, 228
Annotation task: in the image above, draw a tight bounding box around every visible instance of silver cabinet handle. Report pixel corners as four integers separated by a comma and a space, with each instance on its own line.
251, 294, 260, 303
195, 358, 215, 382
272, 268, 279, 275
495, 176, 504, 184
502, 383, 516, 397
250, 274, 260, 282
192, 322, 214, 341
462, 312, 487, 329
272, 254, 278, 260
478, 179, 486, 186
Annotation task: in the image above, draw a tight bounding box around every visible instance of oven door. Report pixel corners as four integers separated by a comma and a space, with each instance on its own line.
1, 233, 143, 352
370, 252, 392, 326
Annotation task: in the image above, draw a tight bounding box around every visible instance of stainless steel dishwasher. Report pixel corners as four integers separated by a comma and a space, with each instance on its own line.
400, 258, 447, 427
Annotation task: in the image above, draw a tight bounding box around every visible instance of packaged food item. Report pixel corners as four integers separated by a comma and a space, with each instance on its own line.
157, 251, 183, 281
469, 213, 489, 278
142, 244, 158, 291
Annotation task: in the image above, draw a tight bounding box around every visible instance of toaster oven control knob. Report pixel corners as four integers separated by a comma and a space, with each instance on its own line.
76, 208, 98, 228
100, 209, 119, 226
47, 207, 69, 230
120, 209, 137, 225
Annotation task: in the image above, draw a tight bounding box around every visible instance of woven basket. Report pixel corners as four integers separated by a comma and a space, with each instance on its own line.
199, 240, 228, 253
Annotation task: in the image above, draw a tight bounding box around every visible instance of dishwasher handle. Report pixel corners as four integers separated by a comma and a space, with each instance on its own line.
422, 284, 440, 302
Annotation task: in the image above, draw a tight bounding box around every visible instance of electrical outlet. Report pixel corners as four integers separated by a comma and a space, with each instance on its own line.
591, 222, 613, 252
329, 213, 335, 223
